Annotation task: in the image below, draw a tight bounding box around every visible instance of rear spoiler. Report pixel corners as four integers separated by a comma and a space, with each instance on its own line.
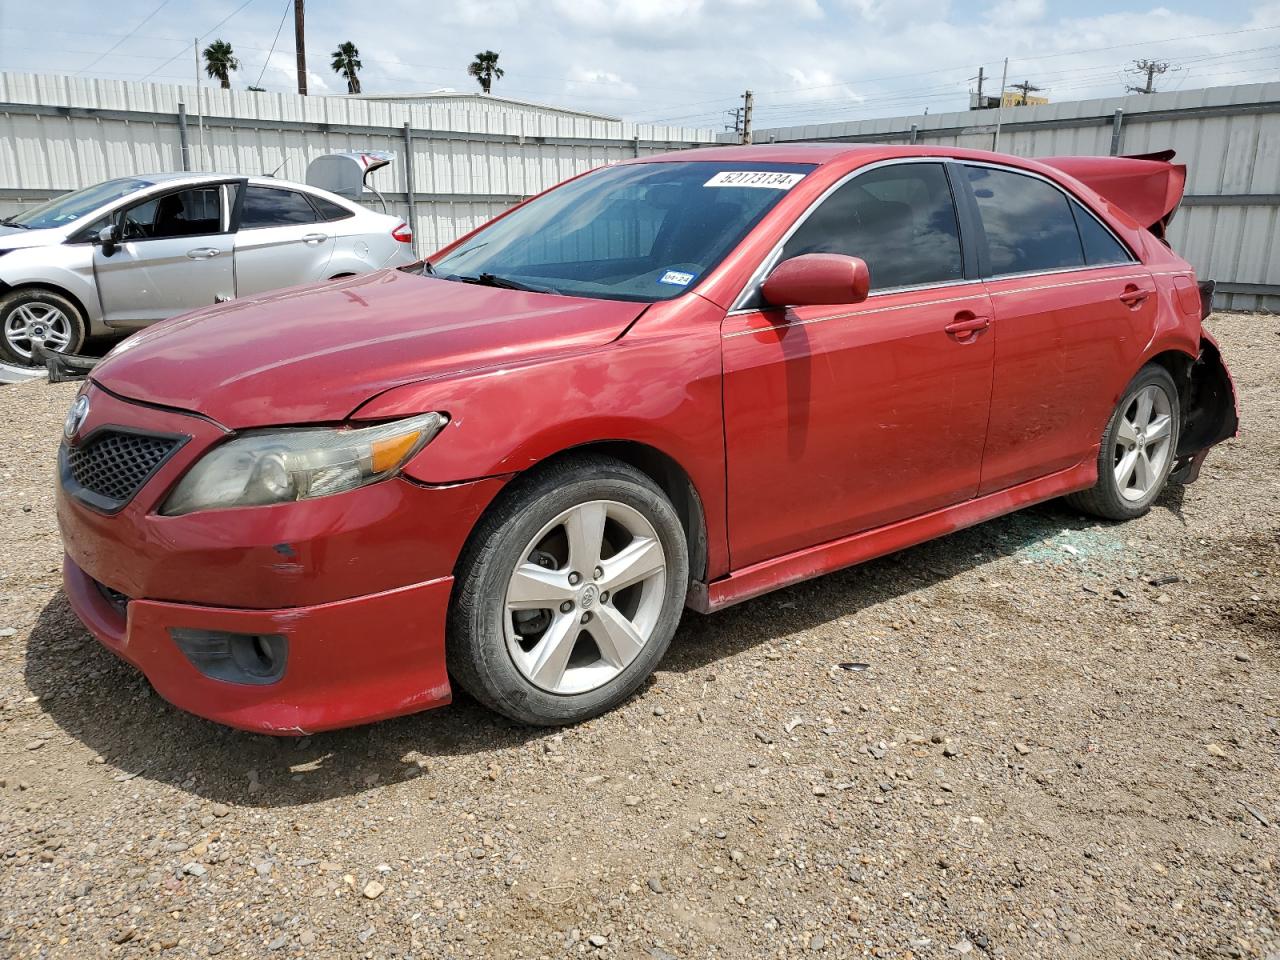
1039, 150, 1187, 240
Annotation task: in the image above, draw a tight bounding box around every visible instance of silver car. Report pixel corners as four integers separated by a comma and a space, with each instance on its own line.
0, 173, 416, 366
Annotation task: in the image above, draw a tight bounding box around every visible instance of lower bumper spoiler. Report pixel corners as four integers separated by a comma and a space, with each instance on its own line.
31, 343, 100, 383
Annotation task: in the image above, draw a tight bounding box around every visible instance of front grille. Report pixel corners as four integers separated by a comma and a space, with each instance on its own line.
64, 429, 184, 510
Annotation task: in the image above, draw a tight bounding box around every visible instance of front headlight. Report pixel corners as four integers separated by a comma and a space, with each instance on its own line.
161, 412, 447, 516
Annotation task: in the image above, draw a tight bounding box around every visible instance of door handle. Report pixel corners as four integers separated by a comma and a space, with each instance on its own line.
1119, 284, 1153, 307
944, 312, 991, 341
301, 233, 329, 244
186, 247, 221, 260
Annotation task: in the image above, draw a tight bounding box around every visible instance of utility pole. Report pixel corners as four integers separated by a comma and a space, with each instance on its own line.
193, 38, 205, 166
1126, 58, 1169, 94
975, 66, 984, 107
726, 106, 744, 138
1009, 79, 1042, 104
993, 57, 1009, 152
293, 0, 307, 96
741, 89, 753, 145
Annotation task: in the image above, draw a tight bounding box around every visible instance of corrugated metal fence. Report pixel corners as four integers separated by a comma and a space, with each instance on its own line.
0, 72, 715, 255
741, 83, 1280, 312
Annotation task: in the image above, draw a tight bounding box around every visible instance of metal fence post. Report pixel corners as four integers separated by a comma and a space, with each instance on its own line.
402, 122, 418, 258
177, 102, 190, 171
1109, 109, 1125, 156
909, 123, 918, 145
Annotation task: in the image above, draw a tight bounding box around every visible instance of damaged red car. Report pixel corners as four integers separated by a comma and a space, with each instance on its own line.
56, 144, 1238, 733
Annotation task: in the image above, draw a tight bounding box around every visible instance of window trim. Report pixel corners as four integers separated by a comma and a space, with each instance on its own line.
957, 160, 1138, 281
729, 157, 973, 313
302, 189, 357, 223
234, 184, 324, 232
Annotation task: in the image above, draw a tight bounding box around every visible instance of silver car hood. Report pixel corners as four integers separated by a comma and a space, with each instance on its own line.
0, 225, 67, 249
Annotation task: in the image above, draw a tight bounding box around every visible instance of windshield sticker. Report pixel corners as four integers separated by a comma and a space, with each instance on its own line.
659, 270, 695, 286
704, 171, 805, 190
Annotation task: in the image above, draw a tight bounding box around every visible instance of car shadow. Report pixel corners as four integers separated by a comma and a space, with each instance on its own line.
24, 495, 1177, 808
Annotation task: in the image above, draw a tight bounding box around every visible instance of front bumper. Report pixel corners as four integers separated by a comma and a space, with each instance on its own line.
56, 381, 508, 733
65, 555, 454, 733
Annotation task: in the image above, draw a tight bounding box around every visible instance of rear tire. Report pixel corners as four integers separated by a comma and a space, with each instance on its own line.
1066, 364, 1180, 521
448, 455, 688, 726
0, 287, 87, 367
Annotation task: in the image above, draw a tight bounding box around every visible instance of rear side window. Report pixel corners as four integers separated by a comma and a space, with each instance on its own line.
310, 195, 355, 221
780, 162, 963, 291
239, 186, 319, 228
1071, 199, 1133, 265
966, 166, 1084, 276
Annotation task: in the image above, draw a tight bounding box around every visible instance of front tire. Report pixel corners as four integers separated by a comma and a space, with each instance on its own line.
1066, 364, 1180, 520
448, 455, 689, 726
0, 287, 87, 366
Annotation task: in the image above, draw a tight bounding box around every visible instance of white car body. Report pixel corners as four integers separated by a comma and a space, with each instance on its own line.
0, 172, 415, 364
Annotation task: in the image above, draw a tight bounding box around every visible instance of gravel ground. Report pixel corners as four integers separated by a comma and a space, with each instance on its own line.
1, 313, 1277, 959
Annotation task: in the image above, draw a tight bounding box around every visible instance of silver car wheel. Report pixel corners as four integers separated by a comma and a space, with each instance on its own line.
504, 499, 667, 696
3, 301, 73, 360
1113, 383, 1174, 501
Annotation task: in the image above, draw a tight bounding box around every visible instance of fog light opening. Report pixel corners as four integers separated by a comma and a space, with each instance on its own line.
170, 628, 288, 686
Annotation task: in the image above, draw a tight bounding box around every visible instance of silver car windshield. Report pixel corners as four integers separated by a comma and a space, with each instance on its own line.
431, 161, 816, 303
5, 177, 154, 230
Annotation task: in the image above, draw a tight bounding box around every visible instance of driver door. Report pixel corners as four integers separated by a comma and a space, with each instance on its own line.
93, 183, 235, 328
722, 161, 996, 568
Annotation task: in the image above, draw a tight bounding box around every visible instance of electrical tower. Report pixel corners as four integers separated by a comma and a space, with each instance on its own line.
1127, 59, 1169, 95
1009, 80, 1042, 105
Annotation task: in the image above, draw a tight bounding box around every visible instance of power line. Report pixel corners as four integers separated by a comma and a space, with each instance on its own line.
139, 0, 260, 82
253, 0, 291, 89
73, 0, 176, 76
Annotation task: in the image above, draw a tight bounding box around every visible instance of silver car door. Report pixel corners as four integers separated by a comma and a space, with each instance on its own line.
232, 185, 338, 297
93, 184, 234, 328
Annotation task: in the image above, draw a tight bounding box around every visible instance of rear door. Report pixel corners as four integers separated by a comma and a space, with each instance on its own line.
958, 163, 1158, 494
231, 184, 338, 296
722, 161, 996, 568
93, 183, 235, 327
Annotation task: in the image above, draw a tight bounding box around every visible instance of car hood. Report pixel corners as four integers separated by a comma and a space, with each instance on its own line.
92, 269, 647, 428
0, 225, 66, 248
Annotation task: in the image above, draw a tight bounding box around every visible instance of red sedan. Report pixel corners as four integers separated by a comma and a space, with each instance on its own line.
55, 144, 1238, 733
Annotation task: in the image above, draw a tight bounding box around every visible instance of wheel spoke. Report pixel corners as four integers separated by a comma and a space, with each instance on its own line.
507, 562, 574, 610
564, 501, 607, 574
599, 536, 664, 593
1114, 448, 1140, 490
591, 604, 646, 670
1145, 413, 1171, 444
526, 614, 581, 690
1133, 450, 1155, 492
1133, 388, 1154, 430
1116, 417, 1139, 446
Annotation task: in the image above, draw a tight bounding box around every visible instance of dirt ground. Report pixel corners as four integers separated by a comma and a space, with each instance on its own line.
1, 314, 1277, 959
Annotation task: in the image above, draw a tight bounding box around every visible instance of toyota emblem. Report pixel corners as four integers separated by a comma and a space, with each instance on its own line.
64, 395, 89, 440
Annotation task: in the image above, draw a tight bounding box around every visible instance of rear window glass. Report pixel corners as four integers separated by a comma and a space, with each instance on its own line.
1071, 199, 1133, 265
240, 187, 319, 228
966, 166, 1084, 276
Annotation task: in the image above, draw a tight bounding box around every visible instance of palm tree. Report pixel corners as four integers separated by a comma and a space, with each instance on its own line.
467, 50, 503, 94
202, 39, 239, 89
331, 41, 362, 94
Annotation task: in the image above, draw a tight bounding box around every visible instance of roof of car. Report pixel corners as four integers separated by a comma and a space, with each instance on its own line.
634, 142, 1047, 169
129, 172, 327, 190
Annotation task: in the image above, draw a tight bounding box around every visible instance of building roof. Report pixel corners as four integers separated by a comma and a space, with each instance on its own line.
349, 91, 618, 122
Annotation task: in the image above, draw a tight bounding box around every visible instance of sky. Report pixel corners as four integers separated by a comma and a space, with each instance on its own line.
1, 0, 1277, 131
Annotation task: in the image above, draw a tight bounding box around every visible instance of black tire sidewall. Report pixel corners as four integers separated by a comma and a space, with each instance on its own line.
1095, 365, 1181, 518
0, 288, 87, 366
449, 460, 689, 726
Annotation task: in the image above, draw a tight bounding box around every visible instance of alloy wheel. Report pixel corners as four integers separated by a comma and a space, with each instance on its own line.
1113, 383, 1174, 501
504, 499, 667, 695
3, 301, 73, 360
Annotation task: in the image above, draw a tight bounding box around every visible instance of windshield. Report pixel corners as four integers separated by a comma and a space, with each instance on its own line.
7, 177, 154, 230
432, 161, 815, 302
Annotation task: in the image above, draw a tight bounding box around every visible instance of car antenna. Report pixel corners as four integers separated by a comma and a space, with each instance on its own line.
266, 159, 289, 178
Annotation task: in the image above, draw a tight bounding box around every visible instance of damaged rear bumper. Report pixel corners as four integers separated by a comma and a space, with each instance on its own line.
1171, 327, 1239, 484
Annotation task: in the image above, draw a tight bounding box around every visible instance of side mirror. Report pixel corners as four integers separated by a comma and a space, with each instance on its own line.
761, 253, 870, 308
97, 224, 119, 257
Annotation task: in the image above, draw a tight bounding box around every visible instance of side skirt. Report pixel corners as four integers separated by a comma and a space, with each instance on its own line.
687, 459, 1097, 614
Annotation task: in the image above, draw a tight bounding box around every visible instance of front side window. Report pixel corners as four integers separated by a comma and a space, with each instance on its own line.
239, 186, 319, 228
431, 161, 815, 302
778, 162, 964, 291
6, 177, 153, 230
119, 186, 222, 241
967, 166, 1084, 275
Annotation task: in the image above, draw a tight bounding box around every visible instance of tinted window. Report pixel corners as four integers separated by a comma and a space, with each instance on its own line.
311, 195, 354, 221
431, 161, 813, 303
967, 166, 1083, 275
240, 187, 318, 228
119, 186, 222, 240
1071, 199, 1132, 265
779, 163, 963, 291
